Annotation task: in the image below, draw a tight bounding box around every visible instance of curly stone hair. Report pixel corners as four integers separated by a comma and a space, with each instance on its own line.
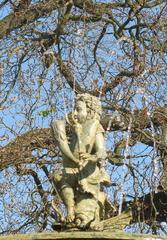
74, 93, 102, 120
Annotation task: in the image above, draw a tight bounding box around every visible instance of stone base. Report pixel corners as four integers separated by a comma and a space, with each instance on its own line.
0, 231, 164, 240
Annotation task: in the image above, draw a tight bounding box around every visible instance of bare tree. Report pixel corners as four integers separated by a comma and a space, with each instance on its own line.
0, 0, 166, 235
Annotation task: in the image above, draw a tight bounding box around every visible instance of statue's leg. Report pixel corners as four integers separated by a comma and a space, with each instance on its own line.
61, 186, 75, 223
52, 171, 76, 223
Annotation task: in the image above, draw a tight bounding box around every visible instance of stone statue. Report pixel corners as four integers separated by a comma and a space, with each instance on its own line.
51, 93, 114, 229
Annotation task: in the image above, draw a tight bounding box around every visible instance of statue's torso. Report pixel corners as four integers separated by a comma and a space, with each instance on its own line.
70, 119, 99, 155
63, 119, 103, 169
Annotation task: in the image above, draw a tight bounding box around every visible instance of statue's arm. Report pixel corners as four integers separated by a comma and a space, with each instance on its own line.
51, 120, 78, 164
79, 132, 106, 163
94, 132, 107, 160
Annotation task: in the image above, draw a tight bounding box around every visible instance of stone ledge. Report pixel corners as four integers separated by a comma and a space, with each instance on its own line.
0, 231, 164, 240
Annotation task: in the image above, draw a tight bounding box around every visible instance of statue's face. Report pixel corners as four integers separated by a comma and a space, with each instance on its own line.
74, 100, 87, 124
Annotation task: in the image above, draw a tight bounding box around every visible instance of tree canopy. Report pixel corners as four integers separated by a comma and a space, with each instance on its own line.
0, 0, 167, 236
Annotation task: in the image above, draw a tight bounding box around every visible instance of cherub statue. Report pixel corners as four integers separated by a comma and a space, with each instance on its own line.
51, 93, 113, 229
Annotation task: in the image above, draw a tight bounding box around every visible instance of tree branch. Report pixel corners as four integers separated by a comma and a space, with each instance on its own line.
0, 0, 69, 39
0, 128, 54, 171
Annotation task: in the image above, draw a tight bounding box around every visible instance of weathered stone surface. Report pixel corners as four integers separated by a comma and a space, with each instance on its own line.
51, 93, 113, 229
0, 231, 164, 240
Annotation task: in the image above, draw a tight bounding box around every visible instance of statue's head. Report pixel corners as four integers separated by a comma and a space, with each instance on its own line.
73, 93, 102, 123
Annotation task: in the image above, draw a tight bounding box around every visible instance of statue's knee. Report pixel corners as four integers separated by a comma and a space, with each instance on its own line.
53, 172, 62, 182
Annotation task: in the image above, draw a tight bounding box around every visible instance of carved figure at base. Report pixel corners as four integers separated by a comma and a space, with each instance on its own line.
51, 93, 115, 229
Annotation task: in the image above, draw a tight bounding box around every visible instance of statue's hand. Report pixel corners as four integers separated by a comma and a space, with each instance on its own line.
79, 153, 97, 162
72, 157, 80, 166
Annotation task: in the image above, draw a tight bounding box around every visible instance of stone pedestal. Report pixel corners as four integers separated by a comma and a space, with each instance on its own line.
0, 231, 164, 240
